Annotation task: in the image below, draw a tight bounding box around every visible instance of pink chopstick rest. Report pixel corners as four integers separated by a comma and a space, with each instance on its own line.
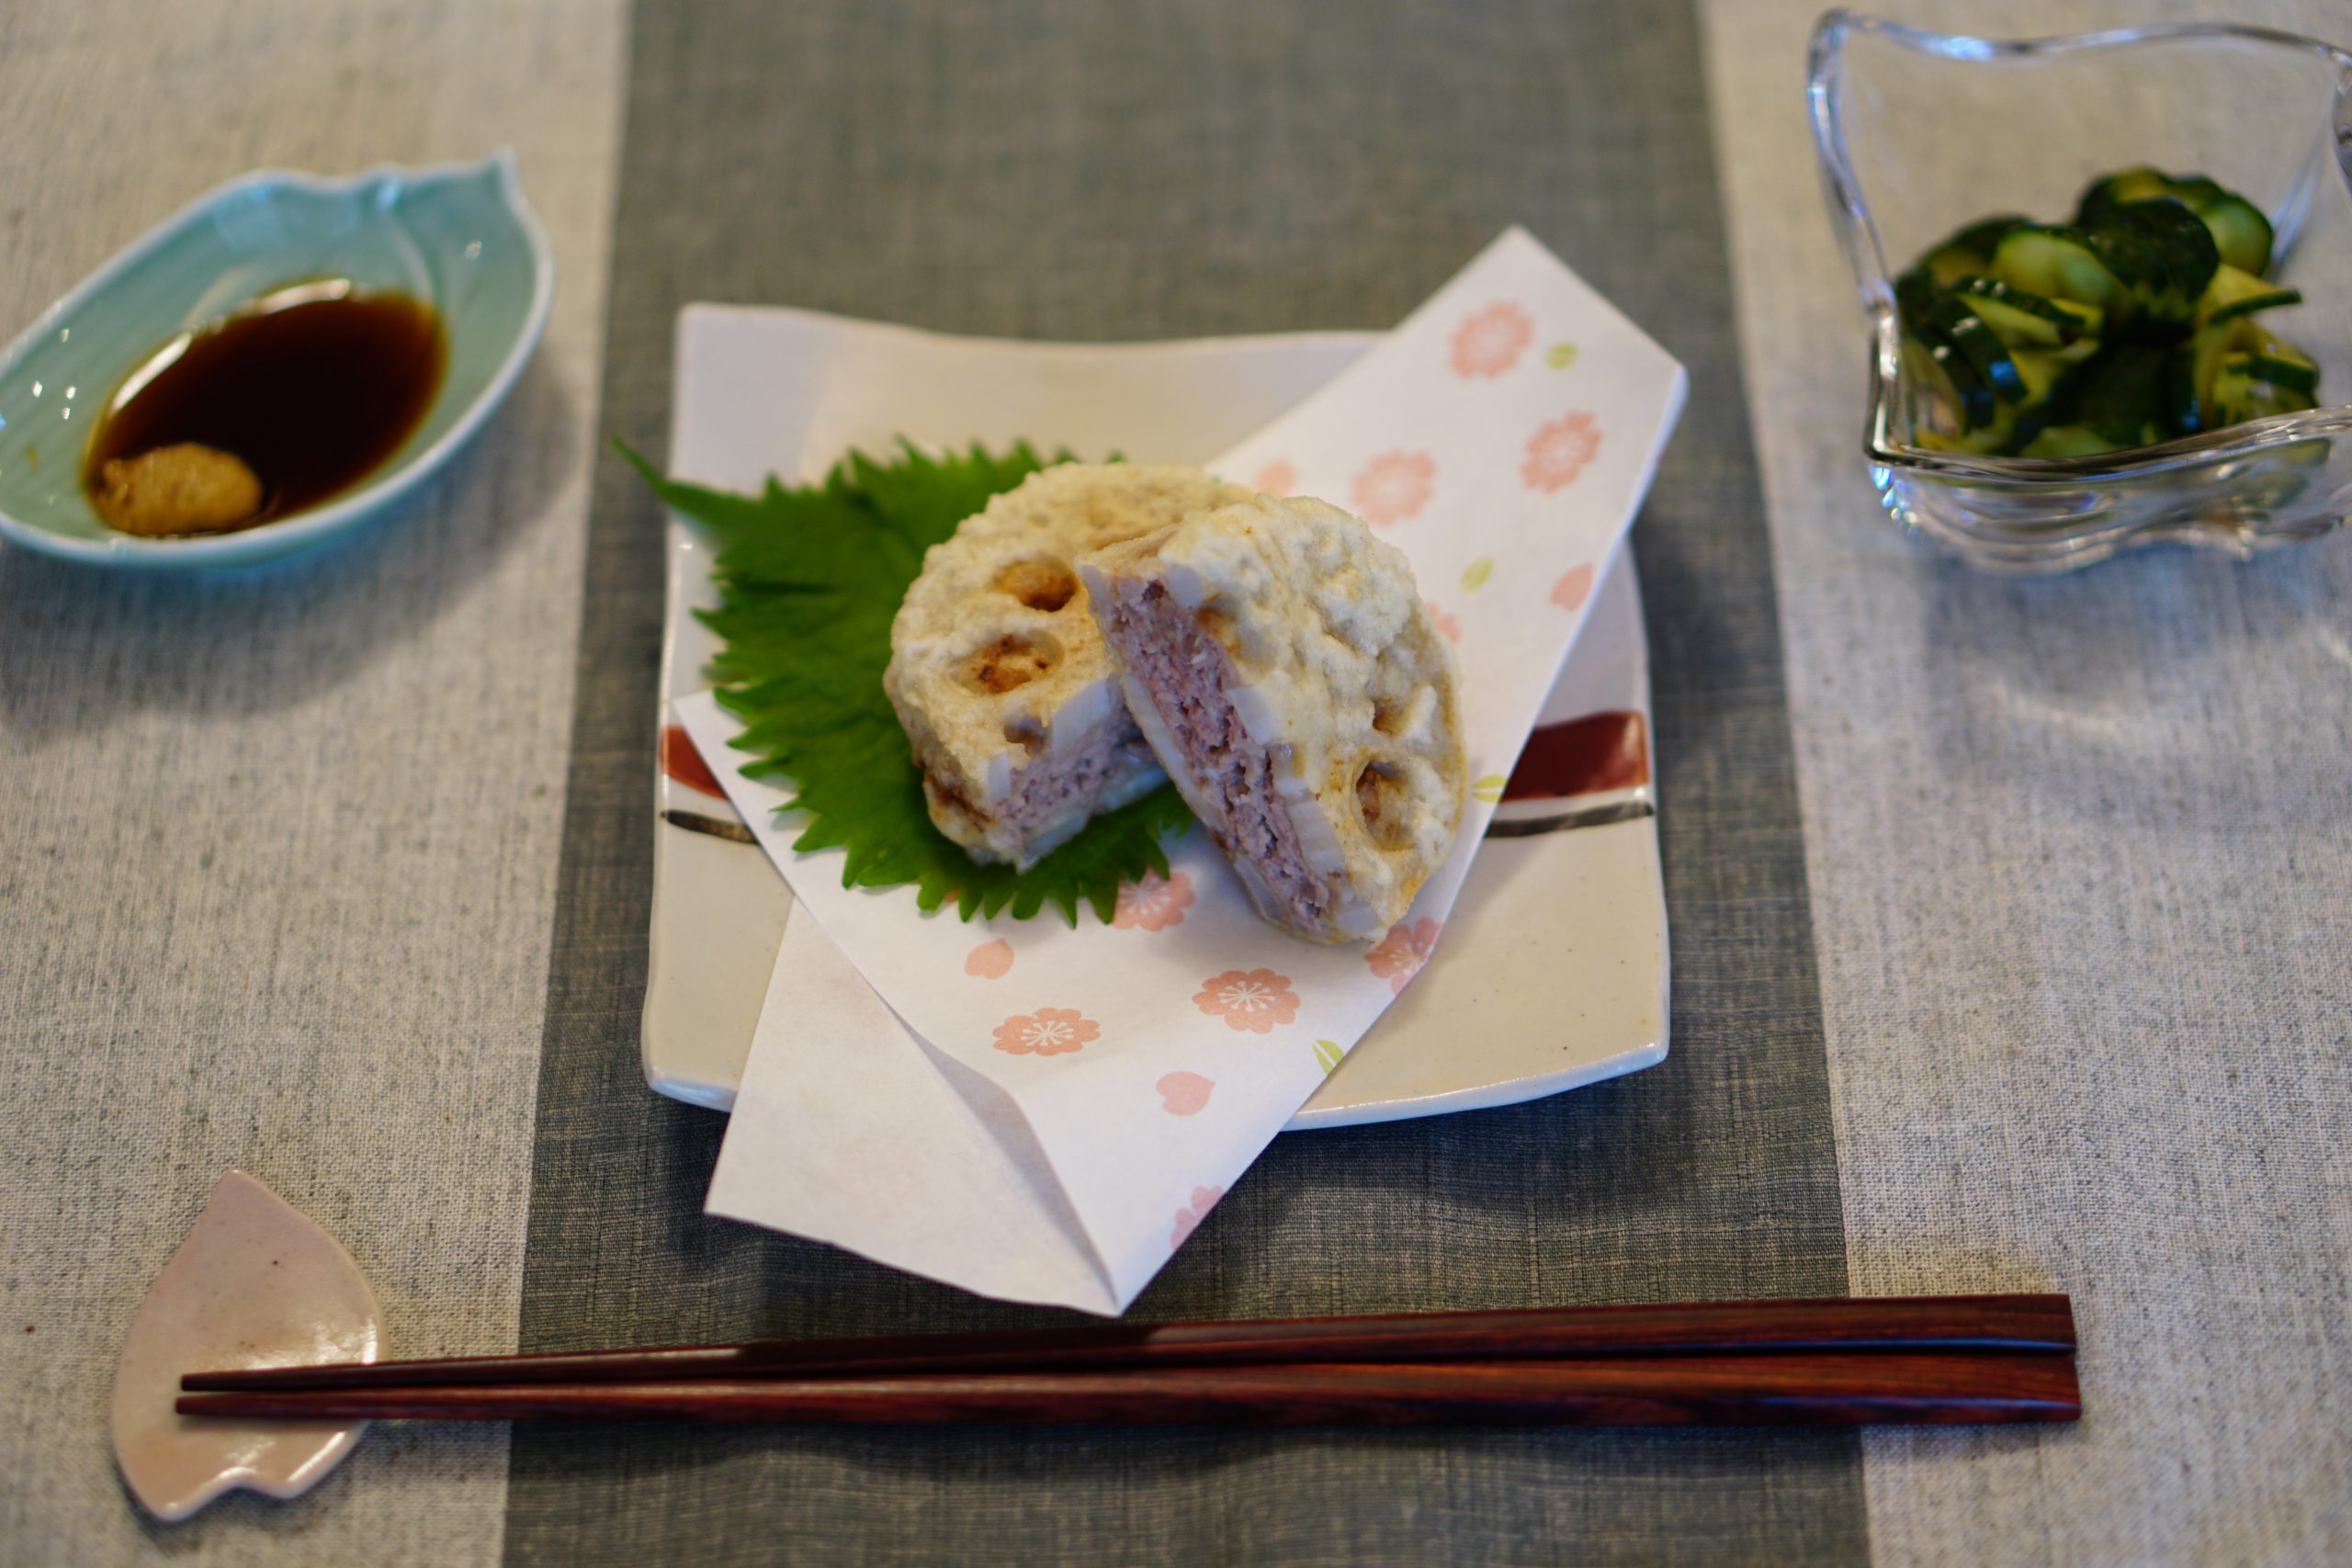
111, 1169, 382, 1520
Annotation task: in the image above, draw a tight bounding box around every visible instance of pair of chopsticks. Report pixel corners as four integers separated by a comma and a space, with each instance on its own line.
178, 1293, 2078, 1427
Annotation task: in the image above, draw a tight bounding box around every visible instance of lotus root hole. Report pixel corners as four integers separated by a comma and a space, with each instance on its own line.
996, 558, 1079, 613
963, 632, 1060, 694
1003, 716, 1046, 756
1355, 761, 1412, 848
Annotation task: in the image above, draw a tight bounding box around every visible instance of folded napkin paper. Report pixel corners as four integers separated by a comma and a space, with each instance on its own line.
676, 229, 1685, 1312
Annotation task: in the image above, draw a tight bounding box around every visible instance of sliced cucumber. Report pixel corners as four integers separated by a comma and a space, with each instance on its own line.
1902, 168, 2320, 454
2175, 310, 2256, 434
2192, 195, 2274, 276
2199, 263, 2300, 328
2053, 343, 2172, 448
1918, 297, 2026, 403
2196, 345, 2320, 428
1916, 214, 2028, 287
2211, 365, 2321, 425
2205, 287, 2301, 327
2080, 171, 2276, 281
1944, 351, 2075, 453
1929, 341, 1997, 431
2077, 166, 2224, 224
2128, 198, 2221, 299
1893, 267, 1939, 334
2085, 199, 2218, 326
2010, 346, 2074, 405
2076, 168, 2163, 221
2162, 346, 2204, 435
1901, 333, 1996, 435
2235, 327, 2312, 377
1990, 225, 2124, 316
2222, 350, 2320, 399
1951, 276, 2101, 346
2019, 424, 2118, 459
1950, 214, 2030, 258
1920, 393, 2044, 456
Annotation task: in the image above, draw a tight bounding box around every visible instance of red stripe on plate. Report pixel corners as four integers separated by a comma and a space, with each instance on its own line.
1503, 710, 1647, 802
660, 724, 728, 801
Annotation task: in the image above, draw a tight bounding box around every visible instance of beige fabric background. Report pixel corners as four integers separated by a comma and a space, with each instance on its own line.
0, 1, 624, 1562
1701, 2, 2352, 1563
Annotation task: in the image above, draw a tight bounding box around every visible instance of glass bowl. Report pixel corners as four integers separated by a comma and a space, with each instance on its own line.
1809, 11, 2352, 572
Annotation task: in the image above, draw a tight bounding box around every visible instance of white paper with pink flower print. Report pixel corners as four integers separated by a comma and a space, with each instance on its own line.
687, 227, 1683, 1314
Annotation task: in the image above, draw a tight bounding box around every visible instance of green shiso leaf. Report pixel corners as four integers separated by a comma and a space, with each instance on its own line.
621, 437, 1192, 925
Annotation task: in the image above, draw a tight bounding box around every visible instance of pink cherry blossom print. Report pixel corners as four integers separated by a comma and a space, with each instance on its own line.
1451, 300, 1534, 378
1157, 1071, 1215, 1116
990, 1007, 1099, 1056
1251, 458, 1296, 497
1425, 600, 1461, 645
1170, 1185, 1227, 1249
1550, 561, 1596, 613
965, 939, 1014, 978
1365, 918, 1442, 995
1350, 450, 1436, 526
1521, 412, 1601, 493
1193, 968, 1301, 1033
1113, 870, 1195, 932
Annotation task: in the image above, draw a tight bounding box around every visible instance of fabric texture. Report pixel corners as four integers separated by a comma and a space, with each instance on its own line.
0, 0, 627, 1562
504, 1, 1860, 1564
1701, 1, 2352, 1563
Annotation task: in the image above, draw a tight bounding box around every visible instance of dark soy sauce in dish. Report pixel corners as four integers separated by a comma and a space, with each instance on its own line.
83, 280, 447, 534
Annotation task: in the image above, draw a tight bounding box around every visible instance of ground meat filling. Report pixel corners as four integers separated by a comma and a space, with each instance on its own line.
1103, 581, 1331, 927
993, 719, 1159, 848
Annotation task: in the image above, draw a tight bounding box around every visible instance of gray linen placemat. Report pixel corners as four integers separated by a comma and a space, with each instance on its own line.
0, 2, 626, 1562
505, 2, 1863, 1562
1704, 2, 2352, 1562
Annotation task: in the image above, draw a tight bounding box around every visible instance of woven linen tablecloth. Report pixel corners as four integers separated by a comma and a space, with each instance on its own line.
0, 2, 2344, 1564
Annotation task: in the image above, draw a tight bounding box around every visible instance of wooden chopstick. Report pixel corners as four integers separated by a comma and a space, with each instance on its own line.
175, 1351, 2079, 1427
181, 1293, 2074, 1393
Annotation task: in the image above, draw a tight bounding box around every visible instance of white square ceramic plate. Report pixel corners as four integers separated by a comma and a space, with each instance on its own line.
643, 306, 1668, 1128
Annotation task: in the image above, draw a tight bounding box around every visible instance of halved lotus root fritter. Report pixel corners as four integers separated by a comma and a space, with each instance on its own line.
885, 463, 1251, 869
1080, 492, 1465, 942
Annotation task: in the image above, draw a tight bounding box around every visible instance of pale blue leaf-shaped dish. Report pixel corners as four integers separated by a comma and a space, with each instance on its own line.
0, 150, 552, 568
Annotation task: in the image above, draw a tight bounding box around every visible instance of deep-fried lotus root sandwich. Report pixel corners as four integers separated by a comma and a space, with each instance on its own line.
1080, 493, 1465, 943
886, 462, 1251, 869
